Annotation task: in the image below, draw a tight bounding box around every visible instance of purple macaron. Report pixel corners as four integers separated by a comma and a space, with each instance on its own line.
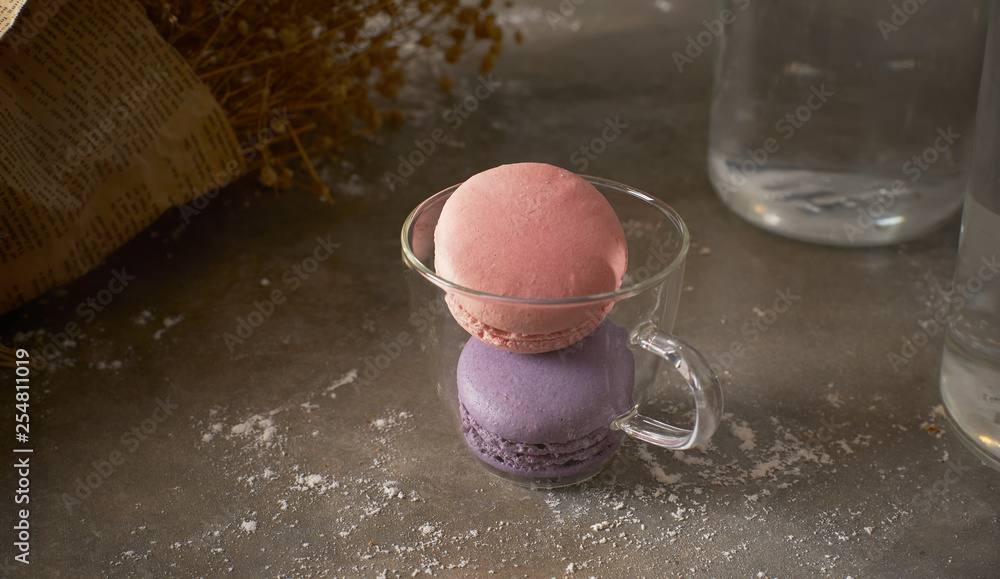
457, 320, 635, 482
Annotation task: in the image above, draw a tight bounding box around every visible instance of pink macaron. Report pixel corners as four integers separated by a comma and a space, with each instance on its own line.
434, 163, 628, 353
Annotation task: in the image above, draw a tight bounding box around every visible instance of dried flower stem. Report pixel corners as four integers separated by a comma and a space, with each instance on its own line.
287, 120, 331, 202
142, 0, 509, 199
192, 0, 246, 68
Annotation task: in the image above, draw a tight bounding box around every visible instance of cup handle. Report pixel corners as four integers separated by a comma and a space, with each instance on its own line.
616, 323, 724, 450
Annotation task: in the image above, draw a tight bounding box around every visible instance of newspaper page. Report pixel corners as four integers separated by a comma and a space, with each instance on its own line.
0, 0, 26, 39
0, 0, 243, 313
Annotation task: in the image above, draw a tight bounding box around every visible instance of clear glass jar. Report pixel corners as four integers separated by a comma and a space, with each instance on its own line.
708, 0, 989, 245
940, 0, 1000, 472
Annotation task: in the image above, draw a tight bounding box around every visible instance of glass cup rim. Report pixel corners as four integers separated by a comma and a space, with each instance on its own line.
401, 174, 691, 306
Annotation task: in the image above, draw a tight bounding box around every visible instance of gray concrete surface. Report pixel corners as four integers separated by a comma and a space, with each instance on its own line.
2, 1, 998, 577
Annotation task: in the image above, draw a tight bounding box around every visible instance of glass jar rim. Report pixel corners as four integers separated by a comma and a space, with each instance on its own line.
400, 174, 691, 306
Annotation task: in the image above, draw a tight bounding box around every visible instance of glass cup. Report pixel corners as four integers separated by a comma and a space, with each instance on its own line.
401, 176, 724, 488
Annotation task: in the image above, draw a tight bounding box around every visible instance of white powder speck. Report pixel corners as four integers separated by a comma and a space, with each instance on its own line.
290, 473, 338, 494
566, 562, 576, 573
650, 467, 681, 485
328, 369, 359, 398
133, 310, 154, 326
202, 433, 214, 442
590, 521, 609, 531
837, 440, 854, 454
636, 445, 680, 484
419, 524, 436, 535
750, 458, 782, 479
163, 315, 184, 328
655, 0, 673, 13
731, 422, 756, 452
241, 519, 257, 534
154, 314, 185, 339
826, 393, 844, 408
221, 414, 281, 446
260, 278, 271, 287
370, 412, 412, 432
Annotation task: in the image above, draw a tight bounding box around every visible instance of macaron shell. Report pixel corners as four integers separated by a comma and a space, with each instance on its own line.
434, 163, 627, 344
445, 293, 611, 354
456, 320, 635, 445
461, 405, 624, 478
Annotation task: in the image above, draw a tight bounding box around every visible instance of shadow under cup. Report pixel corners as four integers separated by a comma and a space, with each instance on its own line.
402, 176, 723, 488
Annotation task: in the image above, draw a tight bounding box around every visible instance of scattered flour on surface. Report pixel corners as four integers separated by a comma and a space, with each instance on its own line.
169, 357, 903, 578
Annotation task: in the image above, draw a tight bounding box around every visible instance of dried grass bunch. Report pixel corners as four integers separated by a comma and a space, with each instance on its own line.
141, 0, 508, 200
